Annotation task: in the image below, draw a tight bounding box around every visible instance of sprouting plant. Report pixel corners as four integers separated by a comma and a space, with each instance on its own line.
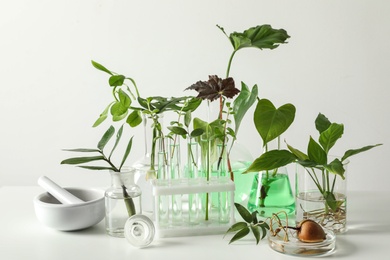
226, 203, 327, 244
246, 113, 382, 216
61, 125, 137, 216
243, 98, 296, 208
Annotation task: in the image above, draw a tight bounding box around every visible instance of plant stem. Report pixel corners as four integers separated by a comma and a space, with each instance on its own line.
226, 51, 237, 78
100, 151, 119, 172
305, 168, 324, 194
121, 185, 136, 217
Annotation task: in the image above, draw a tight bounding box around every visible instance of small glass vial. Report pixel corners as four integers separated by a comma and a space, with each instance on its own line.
105, 168, 142, 237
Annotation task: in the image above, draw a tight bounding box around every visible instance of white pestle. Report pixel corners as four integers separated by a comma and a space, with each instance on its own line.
38, 176, 85, 204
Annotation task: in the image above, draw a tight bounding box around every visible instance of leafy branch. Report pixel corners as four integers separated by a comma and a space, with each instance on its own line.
225, 203, 269, 244
61, 125, 133, 172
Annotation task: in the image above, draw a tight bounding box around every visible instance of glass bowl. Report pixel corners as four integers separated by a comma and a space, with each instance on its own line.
267, 227, 336, 256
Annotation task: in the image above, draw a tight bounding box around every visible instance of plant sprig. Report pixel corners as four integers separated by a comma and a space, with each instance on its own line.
225, 203, 269, 244
61, 125, 133, 172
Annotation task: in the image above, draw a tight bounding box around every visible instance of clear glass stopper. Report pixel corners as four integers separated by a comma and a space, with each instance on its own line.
124, 214, 155, 248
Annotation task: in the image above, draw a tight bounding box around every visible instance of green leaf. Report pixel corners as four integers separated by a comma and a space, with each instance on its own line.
184, 110, 192, 128
91, 60, 113, 75
126, 110, 142, 127
109, 125, 123, 159
97, 126, 115, 150
324, 158, 345, 179
254, 99, 296, 146
78, 166, 116, 171
118, 89, 131, 107
62, 148, 100, 153
228, 24, 290, 51
193, 118, 210, 138
319, 123, 344, 153
244, 150, 296, 172
234, 203, 253, 223
137, 97, 149, 110
225, 222, 248, 235
60, 156, 105, 165
286, 143, 309, 161
92, 102, 114, 127
341, 144, 382, 161
181, 97, 202, 112
190, 128, 204, 138
228, 226, 250, 244
259, 223, 269, 239
167, 126, 188, 136
250, 224, 260, 244
110, 89, 131, 121
109, 75, 125, 87
233, 82, 258, 134
119, 136, 134, 170
315, 113, 331, 134
307, 137, 327, 165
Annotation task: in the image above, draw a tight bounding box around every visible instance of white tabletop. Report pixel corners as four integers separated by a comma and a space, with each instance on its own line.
1, 186, 389, 259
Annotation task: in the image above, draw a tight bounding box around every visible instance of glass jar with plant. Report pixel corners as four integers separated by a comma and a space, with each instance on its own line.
244, 98, 296, 217
246, 113, 382, 233
61, 125, 142, 237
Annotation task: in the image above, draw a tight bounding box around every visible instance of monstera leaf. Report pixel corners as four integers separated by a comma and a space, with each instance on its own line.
254, 99, 296, 146
218, 24, 290, 52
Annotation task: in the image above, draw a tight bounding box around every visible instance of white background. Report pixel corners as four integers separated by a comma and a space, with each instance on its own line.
1, 0, 388, 191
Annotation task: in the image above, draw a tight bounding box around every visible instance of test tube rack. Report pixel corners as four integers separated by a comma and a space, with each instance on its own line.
152, 177, 236, 237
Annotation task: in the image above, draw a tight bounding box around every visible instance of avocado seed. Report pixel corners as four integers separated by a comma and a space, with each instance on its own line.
296, 220, 326, 243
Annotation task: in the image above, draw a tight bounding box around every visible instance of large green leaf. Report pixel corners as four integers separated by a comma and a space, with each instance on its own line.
319, 123, 344, 153
254, 99, 296, 146
315, 113, 331, 134
341, 144, 382, 162
244, 150, 296, 172
233, 82, 258, 134
307, 137, 327, 165
97, 126, 115, 150
227, 24, 290, 51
